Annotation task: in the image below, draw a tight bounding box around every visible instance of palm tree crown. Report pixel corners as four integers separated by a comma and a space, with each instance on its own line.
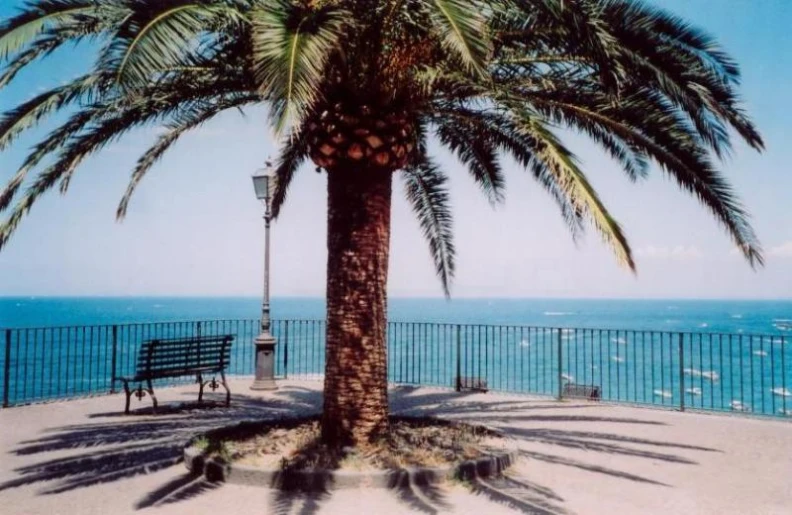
0, 0, 764, 292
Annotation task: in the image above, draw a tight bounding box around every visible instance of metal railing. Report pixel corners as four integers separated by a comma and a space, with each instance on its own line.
1, 320, 789, 418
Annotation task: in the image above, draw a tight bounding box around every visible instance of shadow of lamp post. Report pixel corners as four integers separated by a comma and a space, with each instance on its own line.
250, 162, 278, 391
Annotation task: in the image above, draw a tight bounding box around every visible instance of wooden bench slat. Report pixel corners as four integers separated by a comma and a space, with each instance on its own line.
135, 349, 231, 364
142, 336, 231, 343
130, 366, 225, 381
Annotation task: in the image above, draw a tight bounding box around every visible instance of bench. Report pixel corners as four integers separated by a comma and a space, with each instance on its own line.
562, 383, 601, 401
119, 335, 234, 414
456, 376, 489, 392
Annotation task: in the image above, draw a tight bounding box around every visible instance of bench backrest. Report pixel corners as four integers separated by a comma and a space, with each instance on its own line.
136, 335, 234, 380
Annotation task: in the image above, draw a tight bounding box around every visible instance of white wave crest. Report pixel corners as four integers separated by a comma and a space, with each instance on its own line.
683, 368, 720, 381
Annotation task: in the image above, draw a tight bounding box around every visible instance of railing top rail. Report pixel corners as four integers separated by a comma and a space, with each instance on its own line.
386, 320, 789, 340
0, 319, 249, 332
0, 319, 788, 340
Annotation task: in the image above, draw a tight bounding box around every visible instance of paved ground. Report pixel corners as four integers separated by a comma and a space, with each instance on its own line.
0, 380, 790, 514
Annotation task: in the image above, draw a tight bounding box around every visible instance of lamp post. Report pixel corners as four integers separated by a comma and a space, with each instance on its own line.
250, 162, 278, 391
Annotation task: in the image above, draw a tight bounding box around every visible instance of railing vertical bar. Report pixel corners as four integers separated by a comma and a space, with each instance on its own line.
760, 335, 766, 415
455, 325, 461, 392
679, 333, 685, 412
110, 325, 118, 394
3, 329, 10, 408
632, 331, 637, 402
782, 336, 787, 417
35, 329, 43, 400
698, 333, 704, 410
739, 334, 745, 410
557, 328, 563, 400
486, 325, 490, 390
770, 336, 776, 416
616, 330, 622, 401
708, 333, 714, 411
750, 335, 755, 412
31, 329, 39, 400
87, 326, 94, 394
21, 329, 29, 401
662, 332, 668, 406
516, 326, 521, 392
535, 328, 539, 393
498, 326, 504, 391
719, 334, 724, 411
48, 328, 55, 399
641, 331, 647, 403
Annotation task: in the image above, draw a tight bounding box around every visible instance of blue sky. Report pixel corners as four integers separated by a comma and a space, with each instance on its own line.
0, 0, 791, 299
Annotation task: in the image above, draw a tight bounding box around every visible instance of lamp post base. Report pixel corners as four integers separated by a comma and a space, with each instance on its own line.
250, 379, 278, 391
251, 332, 278, 391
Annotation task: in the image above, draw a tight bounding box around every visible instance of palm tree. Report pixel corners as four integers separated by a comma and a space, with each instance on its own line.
0, 0, 763, 446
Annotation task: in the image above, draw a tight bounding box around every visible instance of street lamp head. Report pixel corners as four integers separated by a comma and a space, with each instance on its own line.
252, 161, 274, 201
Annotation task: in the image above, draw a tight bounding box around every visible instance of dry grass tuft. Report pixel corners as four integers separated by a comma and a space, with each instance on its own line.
200, 416, 508, 472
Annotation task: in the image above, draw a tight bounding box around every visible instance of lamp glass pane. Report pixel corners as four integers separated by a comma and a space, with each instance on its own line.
252, 174, 270, 200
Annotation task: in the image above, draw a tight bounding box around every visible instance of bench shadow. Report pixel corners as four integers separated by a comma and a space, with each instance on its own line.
0, 384, 720, 514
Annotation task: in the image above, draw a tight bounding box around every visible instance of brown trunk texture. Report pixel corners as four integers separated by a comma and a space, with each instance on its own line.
321, 165, 392, 447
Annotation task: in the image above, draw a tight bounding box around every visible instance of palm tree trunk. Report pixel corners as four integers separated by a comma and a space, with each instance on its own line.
321, 165, 392, 447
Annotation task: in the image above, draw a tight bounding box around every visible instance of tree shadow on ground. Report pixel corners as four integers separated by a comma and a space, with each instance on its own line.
0, 384, 719, 514
468, 475, 569, 515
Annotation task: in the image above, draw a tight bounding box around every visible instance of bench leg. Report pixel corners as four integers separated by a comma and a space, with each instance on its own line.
123, 381, 132, 415
220, 371, 230, 407
146, 379, 158, 412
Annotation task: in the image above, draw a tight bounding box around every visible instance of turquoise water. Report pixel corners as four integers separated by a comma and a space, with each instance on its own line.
2, 296, 791, 334
1, 297, 790, 416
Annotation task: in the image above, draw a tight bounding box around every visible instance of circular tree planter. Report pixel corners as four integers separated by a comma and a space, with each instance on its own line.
184, 417, 518, 490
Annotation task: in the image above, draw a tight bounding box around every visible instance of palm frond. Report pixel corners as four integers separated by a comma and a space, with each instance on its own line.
435, 120, 505, 204
427, 0, 489, 75
116, 4, 245, 88
0, 72, 109, 152
522, 89, 762, 266
0, 36, 58, 88
431, 103, 586, 239
0, 109, 96, 212
251, 1, 348, 134
271, 129, 309, 219
0, 0, 101, 60
402, 157, 455, 296
515, 114, 634, 271
117, 94, 260, 219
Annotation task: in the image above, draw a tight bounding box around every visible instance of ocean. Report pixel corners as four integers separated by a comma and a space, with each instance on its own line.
1, 297, 791, 416
2, 296, 792, 334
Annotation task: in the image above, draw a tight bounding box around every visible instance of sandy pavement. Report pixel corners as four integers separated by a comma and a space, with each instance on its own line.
0, 379, 790, 514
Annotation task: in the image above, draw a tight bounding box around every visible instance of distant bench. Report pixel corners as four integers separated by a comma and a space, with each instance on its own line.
562, 383, 601, 401
456, 376, 489, 392
119, 335, 234, 414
